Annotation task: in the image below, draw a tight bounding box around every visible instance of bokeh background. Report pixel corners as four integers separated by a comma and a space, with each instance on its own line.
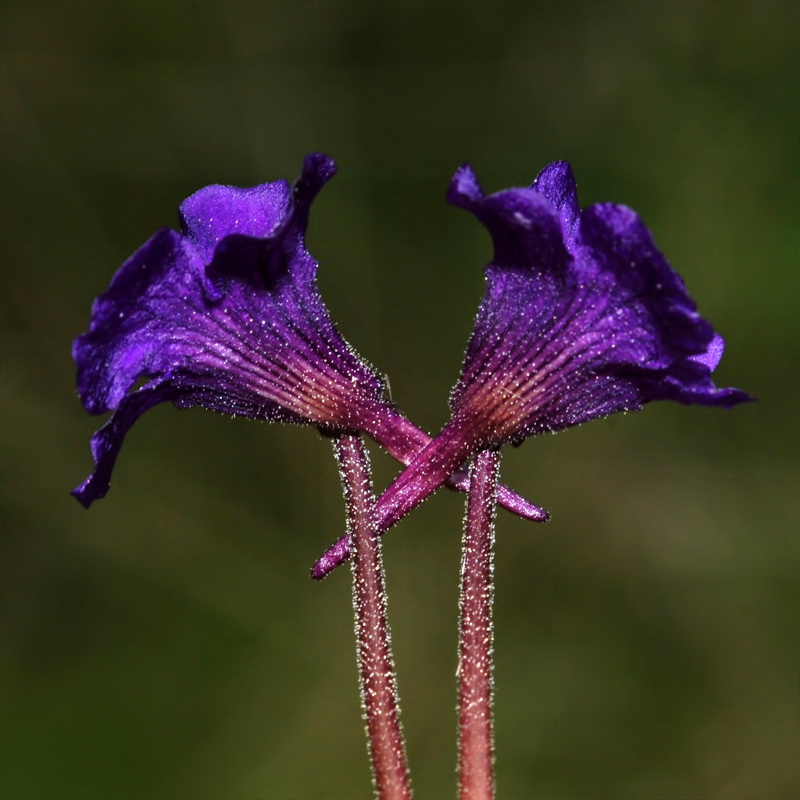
1, 0, 797, 797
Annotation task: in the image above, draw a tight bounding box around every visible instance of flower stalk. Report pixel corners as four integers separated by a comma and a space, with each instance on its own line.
457, 448, 500, 800
334, 434, 413, 800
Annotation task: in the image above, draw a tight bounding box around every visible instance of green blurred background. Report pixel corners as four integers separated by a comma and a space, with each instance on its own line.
1, 0, 797, 797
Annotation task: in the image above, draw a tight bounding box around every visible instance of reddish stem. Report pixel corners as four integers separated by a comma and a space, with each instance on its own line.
334, 434, 413, 800
457, 448, 501, 800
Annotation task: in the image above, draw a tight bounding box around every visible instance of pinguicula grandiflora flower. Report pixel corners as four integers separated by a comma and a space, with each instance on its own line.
313, 160, 752, 576
72, 153, 543, 531
73, 152, 427, 797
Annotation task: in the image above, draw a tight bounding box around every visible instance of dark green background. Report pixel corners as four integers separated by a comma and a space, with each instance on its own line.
1, 1, 797, 797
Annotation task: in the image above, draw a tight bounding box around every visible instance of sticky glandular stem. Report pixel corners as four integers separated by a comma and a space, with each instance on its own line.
334, 434, 412, 800
457, 447, 501, 800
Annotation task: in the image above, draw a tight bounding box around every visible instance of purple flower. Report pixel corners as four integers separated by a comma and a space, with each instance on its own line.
447, 161, 751, 442
312, 161, 751, 577
73, 154, 545, 529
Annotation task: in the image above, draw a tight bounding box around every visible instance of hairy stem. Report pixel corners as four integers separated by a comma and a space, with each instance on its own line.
334, 434, 412, 800
457, 448, 501, 800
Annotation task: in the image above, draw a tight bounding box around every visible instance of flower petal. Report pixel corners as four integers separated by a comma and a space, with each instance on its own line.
578, 202, 752, 408
448, 164, 570, 269
72, 380, 182, 508
179, 153, 336, 266
532, 160, 580, 247
179, 181, 293, 263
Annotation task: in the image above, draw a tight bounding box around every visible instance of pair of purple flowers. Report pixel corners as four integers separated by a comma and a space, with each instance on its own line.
73, 153, 747, 571
73, 153, 749, 798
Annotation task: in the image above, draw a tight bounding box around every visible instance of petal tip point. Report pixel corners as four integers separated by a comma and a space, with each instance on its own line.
447, 163, 482, 207
297, 153, 338, 199
70, 484, 95, 509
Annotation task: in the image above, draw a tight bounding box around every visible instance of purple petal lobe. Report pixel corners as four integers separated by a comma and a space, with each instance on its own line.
72, 381, 180, 507
179, 182, 293, 263
293, 153, 338, 220
532, 160, 580, 247
448, 165, 569, 268
74, 229, 210, 414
